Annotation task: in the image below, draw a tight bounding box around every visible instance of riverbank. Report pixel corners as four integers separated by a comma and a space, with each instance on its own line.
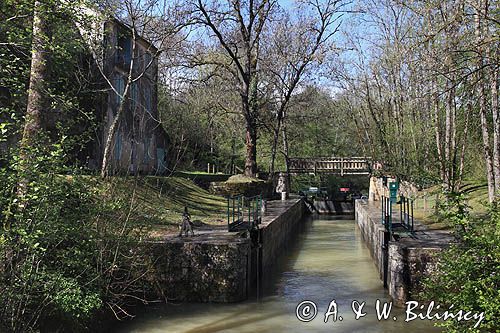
79, 175, 229, 236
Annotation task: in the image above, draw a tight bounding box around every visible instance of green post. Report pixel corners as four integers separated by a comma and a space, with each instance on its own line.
389, 181, 399, 204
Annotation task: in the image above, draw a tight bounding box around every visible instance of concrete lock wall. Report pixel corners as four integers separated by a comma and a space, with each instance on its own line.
150, 198, 306, 303
313, 200, 354, 214
355, 199, 445, 306
150, 236, 251, 302
259, 199, 306, 276
355, 199, 386, 281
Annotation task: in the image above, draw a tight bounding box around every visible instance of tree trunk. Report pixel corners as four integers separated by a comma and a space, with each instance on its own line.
457, 103, 471, 190
243, 75, 259, 177
479, 84, 494, 201
101, 31, 137, 178
269, 111, 283, 176
491, 54, 500, 193
475, 0, 495, 201
281, 114, 291, 193
22, 1, 49, 149
244, 122, 257, 177
17, 1, 50, 206
444, 81, 452, 191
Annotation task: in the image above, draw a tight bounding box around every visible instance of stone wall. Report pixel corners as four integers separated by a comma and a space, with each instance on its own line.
355, 199, 386, 280
355, 199, 448, 306
368, 176, 419, 202
313, 200, 354, 215
150, 234, 251, 302
150, 198, 307, 303
259, 199, 306, 276
368, 176, 396, 201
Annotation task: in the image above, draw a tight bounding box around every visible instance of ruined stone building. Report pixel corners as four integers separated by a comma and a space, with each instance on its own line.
85, 18, 168, 175
1, 10, 169, 174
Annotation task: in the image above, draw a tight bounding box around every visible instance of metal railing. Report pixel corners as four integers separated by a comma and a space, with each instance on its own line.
382, 194, 415, 236
381, 195, 393, 234
227, 195, 262, 232
399, 195, 414, 233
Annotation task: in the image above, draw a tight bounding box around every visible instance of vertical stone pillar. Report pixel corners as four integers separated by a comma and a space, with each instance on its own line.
388, 243, 408, 307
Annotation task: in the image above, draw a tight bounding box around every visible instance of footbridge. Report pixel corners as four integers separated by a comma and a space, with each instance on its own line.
288, 157, 372, 175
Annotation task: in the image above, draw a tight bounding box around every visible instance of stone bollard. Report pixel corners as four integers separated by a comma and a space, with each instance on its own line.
281, 191, 287, 201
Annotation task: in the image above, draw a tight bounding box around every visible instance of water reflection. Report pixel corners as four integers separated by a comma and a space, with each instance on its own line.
119, 216, 441, 333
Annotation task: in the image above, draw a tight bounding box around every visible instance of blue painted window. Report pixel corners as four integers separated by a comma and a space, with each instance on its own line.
144, 85, 151, 113
131, 82, 138, 111
114, 130, 122, 161
116, 33, 132, 65
157, 148, 167, 173
115, 76, 124, 105
144, 52, 152, 71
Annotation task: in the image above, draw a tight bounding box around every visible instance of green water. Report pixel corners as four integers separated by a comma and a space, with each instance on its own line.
119, 216, 441, 333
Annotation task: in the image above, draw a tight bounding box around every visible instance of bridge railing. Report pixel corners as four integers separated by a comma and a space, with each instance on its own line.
288, 157, 371, 175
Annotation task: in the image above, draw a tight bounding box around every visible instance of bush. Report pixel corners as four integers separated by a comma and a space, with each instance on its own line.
0, 146, 156, 332
421, 193, 500, 332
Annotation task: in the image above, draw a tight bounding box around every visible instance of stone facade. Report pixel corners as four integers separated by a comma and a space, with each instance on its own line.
80, 18, 168, 175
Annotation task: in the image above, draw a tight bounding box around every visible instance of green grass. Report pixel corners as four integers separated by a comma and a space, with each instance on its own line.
81, 175, 228, 238
411, 181, 489, 229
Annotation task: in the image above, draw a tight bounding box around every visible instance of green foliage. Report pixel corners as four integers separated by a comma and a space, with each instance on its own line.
421, 194, 500, 332
158, 82, 245, 172
0, 143, 160, 332
0, 2, 156, 331
0, 145, 100, 331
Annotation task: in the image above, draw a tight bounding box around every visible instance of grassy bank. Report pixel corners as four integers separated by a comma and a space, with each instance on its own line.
86, 175, 228, 238
411, 181, 489, 229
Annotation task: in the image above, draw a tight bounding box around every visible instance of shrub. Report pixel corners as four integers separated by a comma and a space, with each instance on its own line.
421, 193, 500, 332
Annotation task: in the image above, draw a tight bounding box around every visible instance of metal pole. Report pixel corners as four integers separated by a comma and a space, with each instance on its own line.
400, 196, 403, 226
406, 198, 409, 228
411, 199, 414, 232
249, 198, 252, 227
382, 196, 385, 225
389, 198, 392, 234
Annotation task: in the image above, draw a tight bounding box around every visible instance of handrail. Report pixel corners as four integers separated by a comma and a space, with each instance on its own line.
227, 195, 262, 232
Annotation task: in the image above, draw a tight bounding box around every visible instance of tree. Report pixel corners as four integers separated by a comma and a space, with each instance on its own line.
261, 0, 345, 176
188, 0, 347, 177
188, 0, 277, 177
21, 1, 48, 150
338, 0, 499, 195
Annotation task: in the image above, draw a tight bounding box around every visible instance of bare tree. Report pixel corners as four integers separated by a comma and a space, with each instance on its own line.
187, 0, 278, 177
262, 0, 345, 176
